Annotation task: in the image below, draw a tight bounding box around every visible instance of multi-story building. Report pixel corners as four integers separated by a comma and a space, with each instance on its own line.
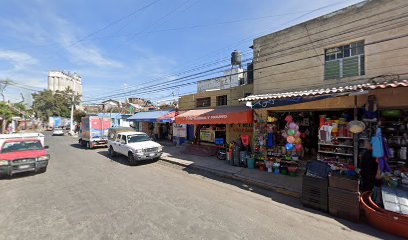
248, 0, 408, 98
239, 0, 408, 167
176, 63, 254, 145
48, 71, 82, 96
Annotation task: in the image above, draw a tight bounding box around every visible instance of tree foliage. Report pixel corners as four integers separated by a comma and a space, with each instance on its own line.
32, 88, 81, 121
74, 110, 86, 123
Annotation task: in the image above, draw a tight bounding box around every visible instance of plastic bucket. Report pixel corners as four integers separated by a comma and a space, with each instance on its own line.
247, 158, 255, 169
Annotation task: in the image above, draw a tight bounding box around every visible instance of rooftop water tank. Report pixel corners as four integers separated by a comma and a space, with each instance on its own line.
231, 50, 242, 66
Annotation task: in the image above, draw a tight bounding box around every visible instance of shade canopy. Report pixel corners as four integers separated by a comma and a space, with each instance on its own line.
175, 106, 253, 124
128, 110, 173, 122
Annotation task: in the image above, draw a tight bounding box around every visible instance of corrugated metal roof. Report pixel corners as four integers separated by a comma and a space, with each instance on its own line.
127, 110, 173, 122
239, 80, 408, 101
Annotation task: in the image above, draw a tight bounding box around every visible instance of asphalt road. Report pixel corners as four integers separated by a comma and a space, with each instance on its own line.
0, 133, 399, 240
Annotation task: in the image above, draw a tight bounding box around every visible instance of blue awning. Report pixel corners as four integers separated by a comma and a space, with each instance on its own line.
127, 110, 173, 122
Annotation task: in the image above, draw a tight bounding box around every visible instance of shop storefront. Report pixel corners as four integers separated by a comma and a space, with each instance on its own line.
241, 80, 408, 233
127, 110, 174, 139
175, 106, 253, 146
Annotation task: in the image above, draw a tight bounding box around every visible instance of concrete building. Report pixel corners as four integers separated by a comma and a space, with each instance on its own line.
251, 0, 408, 95
197, 68, 245, 92
178, 84, 253, 111
48, 71, 82, 96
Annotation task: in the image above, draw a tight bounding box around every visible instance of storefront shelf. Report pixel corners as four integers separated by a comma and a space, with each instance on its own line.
335, 136, 353, 139
318, 143, 353, 148
318, 151, 353, 156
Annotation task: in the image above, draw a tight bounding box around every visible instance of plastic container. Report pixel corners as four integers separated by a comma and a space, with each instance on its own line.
247, 158, 255, 169
361, 192, 408, 238
305, 160, 330, 179
329, 175, 359, 192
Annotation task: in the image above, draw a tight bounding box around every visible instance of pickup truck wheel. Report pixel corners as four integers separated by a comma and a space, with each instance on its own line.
108, 146, 116, 157
128, 152, 137, 166
86, 141, 92, 149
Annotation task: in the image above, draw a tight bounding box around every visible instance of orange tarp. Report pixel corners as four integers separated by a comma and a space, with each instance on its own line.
175, 106, 253, 124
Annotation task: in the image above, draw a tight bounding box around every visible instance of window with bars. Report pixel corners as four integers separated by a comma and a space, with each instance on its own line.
216, 95, 227, 106
196, 97, 211, 107
324, 41, 365, 80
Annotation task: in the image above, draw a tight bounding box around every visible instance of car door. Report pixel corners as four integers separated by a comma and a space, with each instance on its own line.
119, 135, 128, 155
113, 134, 123, 154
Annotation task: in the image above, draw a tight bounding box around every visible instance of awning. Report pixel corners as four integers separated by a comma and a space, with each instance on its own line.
157, 111, 185, 123
240, 80, 408, 109
240, 80, 408, 102
127, 110, 173, 122
176, 106, 253, 124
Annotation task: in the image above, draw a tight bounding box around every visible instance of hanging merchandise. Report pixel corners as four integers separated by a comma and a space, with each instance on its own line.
267, 132, 274, 147
241, 134, 250, 146
371, 128, 384, 158
286, 143, 294, 151
348, 120, 366, 134
287, 136, 295, 144
287, 129, 296, 136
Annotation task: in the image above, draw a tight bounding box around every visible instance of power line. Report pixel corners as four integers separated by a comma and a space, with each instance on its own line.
83, 34, 408, 104
82, 1, 399, 101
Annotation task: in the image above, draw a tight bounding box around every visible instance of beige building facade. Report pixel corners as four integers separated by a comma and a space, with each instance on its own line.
179, 84, 253, 111
252, 0, 408, 95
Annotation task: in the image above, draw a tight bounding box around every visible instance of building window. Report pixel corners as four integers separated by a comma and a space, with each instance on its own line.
196, 97, 211, 107
216, 95, 227, 106
324, 41, 365, 80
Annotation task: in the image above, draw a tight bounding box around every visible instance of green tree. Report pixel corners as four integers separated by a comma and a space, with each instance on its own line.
32, 88, 81, 121
74, 109, 86, 123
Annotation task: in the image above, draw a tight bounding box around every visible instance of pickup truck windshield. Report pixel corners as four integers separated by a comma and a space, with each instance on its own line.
127, 134, 150, 143
1, 141, 43, 153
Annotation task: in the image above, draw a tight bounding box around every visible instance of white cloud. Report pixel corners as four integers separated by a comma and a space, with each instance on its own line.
57, 27, 123, 68
0, 50, 38, 70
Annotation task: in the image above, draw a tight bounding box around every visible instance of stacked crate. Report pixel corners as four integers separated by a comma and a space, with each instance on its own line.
301, 175, 328, 212
301, 160, 331, 212
328, 175, 360, 222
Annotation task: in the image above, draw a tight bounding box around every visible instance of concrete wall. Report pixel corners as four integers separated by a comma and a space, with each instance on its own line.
252, 0, 408, 95
179, 84, 253, 110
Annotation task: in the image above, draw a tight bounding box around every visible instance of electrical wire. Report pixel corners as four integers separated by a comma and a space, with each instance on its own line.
83, 2, 406, 101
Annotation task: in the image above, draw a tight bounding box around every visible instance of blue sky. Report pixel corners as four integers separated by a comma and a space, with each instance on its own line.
0, 0, 363, 105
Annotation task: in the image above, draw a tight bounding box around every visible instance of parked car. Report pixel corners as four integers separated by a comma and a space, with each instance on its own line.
52, 127, 64, 136
0, 133, 49, 177
107, 129, 163, 165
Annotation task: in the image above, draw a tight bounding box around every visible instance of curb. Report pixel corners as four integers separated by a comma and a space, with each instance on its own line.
160, 156, 301, 199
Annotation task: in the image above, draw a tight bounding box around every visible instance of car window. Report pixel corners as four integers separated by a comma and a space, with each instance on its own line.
121, 135, 127, 144
116, 134, 121, 142
1, 141, 43, 153
127, 134, 150, 143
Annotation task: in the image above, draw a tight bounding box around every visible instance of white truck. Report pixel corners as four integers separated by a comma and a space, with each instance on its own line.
107, 127, 163, 165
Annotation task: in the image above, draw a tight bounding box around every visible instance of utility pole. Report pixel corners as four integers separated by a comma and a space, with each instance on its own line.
69, 78, 76, 135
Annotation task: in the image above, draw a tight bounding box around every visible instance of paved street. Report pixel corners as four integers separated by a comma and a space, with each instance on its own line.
0, 133, 398, 240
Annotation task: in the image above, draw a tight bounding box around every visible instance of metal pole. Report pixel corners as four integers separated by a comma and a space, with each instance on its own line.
69, 79, 76, 135
353, 95, 358, 167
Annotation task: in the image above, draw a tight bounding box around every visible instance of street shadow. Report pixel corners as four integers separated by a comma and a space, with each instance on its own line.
160, 149, 399, 240
179, 166, 399, 239
96, 150, 158, 166
0, 171, 38, 180
70, 143, 84, 149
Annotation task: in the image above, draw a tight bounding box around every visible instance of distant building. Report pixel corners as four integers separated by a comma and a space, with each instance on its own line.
197, 68, 244, 92
48, 71, 82, 96
102, 99, 121, 111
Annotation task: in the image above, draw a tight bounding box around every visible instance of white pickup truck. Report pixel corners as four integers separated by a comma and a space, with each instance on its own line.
107, 129, 163, 165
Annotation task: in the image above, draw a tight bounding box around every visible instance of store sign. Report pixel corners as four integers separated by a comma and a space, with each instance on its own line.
173, 124, 187, 137
252, 95, 330, 109
200, 130, 214, 142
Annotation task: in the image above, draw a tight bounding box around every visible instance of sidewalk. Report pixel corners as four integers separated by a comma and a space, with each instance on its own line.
161, 145, 302, 199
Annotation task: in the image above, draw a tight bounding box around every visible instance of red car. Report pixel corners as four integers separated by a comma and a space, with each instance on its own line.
0, 135, 49, 177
